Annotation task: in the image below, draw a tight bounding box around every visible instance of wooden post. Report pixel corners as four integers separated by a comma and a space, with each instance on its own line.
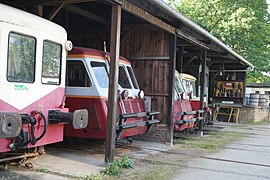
243, 72, 246, 105
167, 34, 176, 144
179, 47, 184, 72
35, 5, 43, 17
105, 4, 121, 164
199, 49, 207, 134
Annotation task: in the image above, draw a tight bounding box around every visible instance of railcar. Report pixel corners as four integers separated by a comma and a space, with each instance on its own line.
0, 4, 88, 160
179, 73, 211, 125
173, 71, 204, 132
64, 47, 160, 141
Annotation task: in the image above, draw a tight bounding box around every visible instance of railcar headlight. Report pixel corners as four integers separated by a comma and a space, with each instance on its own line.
138, 90, 144, 99
121, 90, 129, 99
65, 40, 73, 51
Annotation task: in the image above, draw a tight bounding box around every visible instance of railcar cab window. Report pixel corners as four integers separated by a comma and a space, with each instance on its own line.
42, 41, 62, 85
90, 61, 109, 88
66, 61, 91, 87
182, 79, 195, 97
118, 66, 131, 88
127, 66, 139, 89
174, 76, 185, 100
7, 32, 36, 83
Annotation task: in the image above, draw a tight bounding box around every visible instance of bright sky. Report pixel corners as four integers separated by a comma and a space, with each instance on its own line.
267, 0, 270, 13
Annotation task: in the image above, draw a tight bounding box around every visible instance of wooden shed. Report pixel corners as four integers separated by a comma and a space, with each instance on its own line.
1, 0, 253, 160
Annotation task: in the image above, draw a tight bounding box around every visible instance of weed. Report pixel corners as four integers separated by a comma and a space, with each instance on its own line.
103, 155, 134, 176
103, 160, 122, 176
80, 173, 105, 180
36, 167, 49, 173
120, 154, 134, 169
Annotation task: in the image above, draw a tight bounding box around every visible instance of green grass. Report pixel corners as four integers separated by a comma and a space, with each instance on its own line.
140, 164, 176, 180
173, 131, 248, 152
36, 167, 49, 173
249, 120, 270, 125
80, 173, 106, 180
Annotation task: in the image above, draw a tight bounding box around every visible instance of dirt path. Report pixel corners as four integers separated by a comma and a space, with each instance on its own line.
1, 122, 266, 180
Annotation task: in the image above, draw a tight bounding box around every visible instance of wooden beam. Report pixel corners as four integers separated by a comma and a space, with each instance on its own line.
47, 3, 65, 20
63, 4, 110, 24
179, 52, 201, 57
177, 44, 196, 47
37, 0, 98, 6
176, 29, 209, 49
122, 23, 157, 31
209, 59, 240, 64
199, 49, 206, 135
110, 0, 123, 4
35, 5, 44, 17
207, 52, 229, 56
128, 56, 170, 61
167, 34, 177, 144
178, 47, 184, 72
122, 1, 175, 34
105, 4, 121, 164
182, 56, 197, 71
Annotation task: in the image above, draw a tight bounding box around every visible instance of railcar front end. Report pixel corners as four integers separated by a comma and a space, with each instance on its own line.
65, 47, 159, 141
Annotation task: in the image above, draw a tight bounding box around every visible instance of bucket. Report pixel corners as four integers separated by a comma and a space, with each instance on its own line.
258, 94, 268, 107
249, 93, 259, 107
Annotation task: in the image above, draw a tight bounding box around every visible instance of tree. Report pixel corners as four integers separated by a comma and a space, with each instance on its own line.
165, 0, 270, 83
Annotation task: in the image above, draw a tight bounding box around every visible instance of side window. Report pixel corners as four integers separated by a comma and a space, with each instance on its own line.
42, 41, 62, 85
118, 66, 131, 88
66, 61, 91, 87
7, 32, 36, 83
127, 66, 139, 89
175, 77, 184, 94
90, 61, 109, 88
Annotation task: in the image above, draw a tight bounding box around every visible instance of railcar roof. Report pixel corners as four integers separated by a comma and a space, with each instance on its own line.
177, 72, 197, 81
69, 47, 131, 64
0, 3, 66, 38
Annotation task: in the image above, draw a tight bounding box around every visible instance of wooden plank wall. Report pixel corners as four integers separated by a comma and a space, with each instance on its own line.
69, 32, 108, 50
121, 30, 170, 123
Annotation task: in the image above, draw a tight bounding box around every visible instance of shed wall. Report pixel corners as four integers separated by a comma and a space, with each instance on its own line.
121, 30, 170, 123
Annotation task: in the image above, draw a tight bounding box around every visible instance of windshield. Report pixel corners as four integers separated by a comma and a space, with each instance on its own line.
174, 76, 185, 100
90, 61, 109, 88
127, 66, 139, 89
175, 76, 184, 94
182, 79, 196, 96
118, 66, 132, 88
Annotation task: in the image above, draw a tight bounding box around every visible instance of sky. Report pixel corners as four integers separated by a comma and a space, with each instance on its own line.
267, 0, 270, 13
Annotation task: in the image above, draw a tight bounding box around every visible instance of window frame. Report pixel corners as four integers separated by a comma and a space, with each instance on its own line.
41, 40, 63, 85
7, 31, 37, 83
66, 60, 92, 87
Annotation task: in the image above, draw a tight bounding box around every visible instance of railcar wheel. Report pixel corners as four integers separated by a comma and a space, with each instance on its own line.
127, 137, 133, 145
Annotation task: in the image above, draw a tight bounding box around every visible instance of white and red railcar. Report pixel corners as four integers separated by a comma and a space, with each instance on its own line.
173, 71, 204, 132
0, 4, 87, 156
64, 47, 160, 140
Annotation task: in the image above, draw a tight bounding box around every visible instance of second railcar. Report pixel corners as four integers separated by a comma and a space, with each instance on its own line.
64, 47, 160, 140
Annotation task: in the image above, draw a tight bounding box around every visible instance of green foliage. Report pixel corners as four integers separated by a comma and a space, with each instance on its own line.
165, 0, 270, 83
120, 154, 134, 169
103, 155, 134, 176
